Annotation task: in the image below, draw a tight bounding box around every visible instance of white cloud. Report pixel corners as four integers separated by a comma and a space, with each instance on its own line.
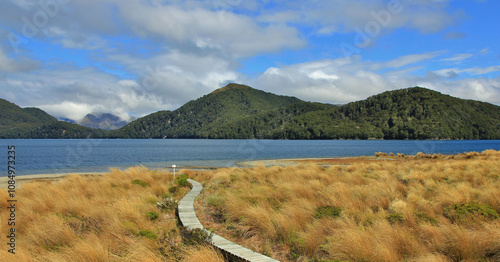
0, 46, 38, 72
254, 0, 462, 37
0, 46, 244, 121
255, 58, 394, 104
41, 101, 96, 121
379, 51, 444, 69
440, 53, 474, 62
433, 65, 500, 77
255, 53, 500, 105
0, 66, 173, 121
463, 66, 500, 76
117, 2, 305, 58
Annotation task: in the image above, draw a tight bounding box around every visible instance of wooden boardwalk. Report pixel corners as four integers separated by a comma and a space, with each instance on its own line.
178, 179, 280, 262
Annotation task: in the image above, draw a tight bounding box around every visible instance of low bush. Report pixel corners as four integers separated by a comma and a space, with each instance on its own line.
416, 213, 439, 225
168, 186, 178, 194
157, 197, 179, 211
131, 179, 148, 187
176, 174, 189, 187
314, 206, 342, 219
146, 211, 159, 221
386, 213, 404, 224
139, 229, 157, 240
444, 202, 499, 222
181, 227, 213, 246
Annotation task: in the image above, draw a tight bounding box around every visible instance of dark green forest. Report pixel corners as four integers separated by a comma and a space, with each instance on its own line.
2, 84, 500, 140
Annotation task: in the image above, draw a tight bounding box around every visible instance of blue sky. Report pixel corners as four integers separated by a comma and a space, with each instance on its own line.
0, 0, 499, 121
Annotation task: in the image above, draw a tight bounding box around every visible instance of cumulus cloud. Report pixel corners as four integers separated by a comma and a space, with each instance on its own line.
0, 66, 171, 121
0, 45, 38, 72
41, 101, 96, 121
256, 0, 463, 36
254, 53, 500, 105
117, 2, 305, 58
0, 46, 244, 121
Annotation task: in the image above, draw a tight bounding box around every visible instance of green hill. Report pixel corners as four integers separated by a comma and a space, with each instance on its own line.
0, 99, 58, 138
0, 98, 110, 139
115, 83, 303, 138
281, 87, 500, 139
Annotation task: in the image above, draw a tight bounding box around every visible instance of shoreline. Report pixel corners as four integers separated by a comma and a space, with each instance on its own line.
0, 172, 103, 189
0, 165, 223, 189
0, 151, 490, 189
0, 156, 376, 189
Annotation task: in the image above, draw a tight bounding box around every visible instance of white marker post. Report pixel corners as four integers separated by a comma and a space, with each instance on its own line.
172, 165, 176, 179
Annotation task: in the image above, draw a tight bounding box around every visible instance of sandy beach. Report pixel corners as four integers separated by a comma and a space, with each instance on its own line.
0, 165, 222, 190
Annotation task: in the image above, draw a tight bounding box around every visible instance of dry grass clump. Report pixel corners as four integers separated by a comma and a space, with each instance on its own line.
0, 167, 223, 261
196, 150, 500, 261
181, 246, 225, 262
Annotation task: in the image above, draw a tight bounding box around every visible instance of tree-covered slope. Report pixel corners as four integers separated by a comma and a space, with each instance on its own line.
204, 101, 336, 139
116, 83, 302, 138
19, 121, 110, 139
0, 99, 59, 138
281, 87, 500, 139
0, 98, 110, 139
115, 85, 500, 140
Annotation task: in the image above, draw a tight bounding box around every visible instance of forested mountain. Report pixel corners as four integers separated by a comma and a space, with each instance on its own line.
115, 83, 306, 138
281, 87, 500, 140
2, 84, 500, 139
0, 98, 109, 139
0, 99, 57, 138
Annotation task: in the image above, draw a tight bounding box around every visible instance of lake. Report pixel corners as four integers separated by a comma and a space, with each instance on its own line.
1, 139, 500, 176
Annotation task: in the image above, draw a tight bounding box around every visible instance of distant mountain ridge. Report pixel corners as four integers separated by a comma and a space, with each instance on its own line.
1, 84, 500, 139
78, 113, 131, 130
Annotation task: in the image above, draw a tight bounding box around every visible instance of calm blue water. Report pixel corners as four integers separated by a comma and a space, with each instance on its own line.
1, 139, 500, 176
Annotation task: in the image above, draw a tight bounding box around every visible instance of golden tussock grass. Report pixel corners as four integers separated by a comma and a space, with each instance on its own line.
196, 150, 500, 261
181, 246, 225, 262
0, 166, 223, 261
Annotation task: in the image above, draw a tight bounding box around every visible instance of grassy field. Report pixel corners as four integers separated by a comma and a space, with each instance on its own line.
193, 150, 500, 261
0, 167, 224, 261
1, 151, 499, 261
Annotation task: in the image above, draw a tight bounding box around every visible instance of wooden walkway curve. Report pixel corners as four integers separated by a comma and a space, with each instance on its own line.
178, 179, 280, 262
